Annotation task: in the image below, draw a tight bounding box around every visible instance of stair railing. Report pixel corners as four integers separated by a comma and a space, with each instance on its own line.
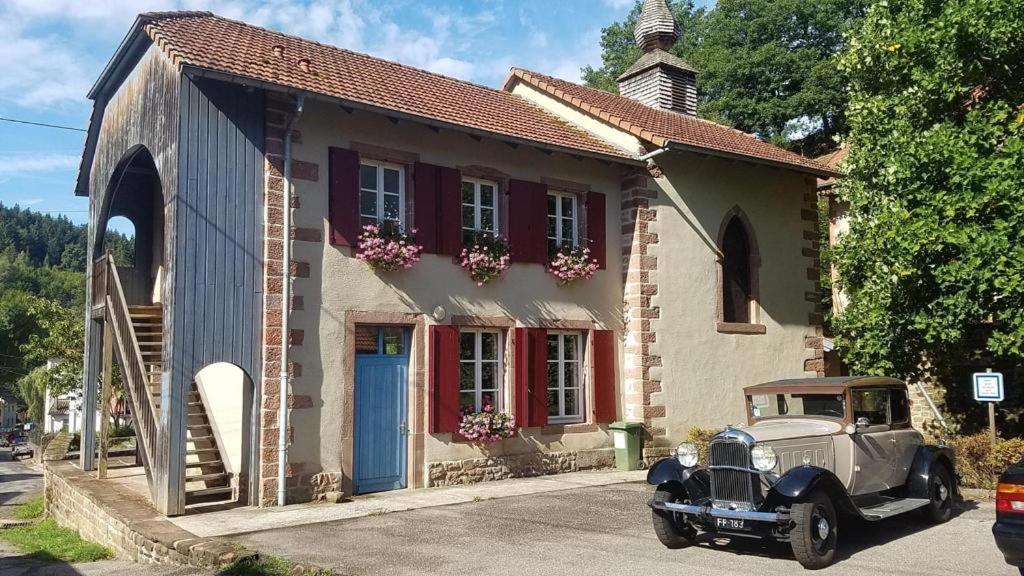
94, 253, 159, 476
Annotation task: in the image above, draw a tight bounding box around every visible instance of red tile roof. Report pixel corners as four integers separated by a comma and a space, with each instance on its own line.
139, 12, 631, 162
506, 68, 837, 176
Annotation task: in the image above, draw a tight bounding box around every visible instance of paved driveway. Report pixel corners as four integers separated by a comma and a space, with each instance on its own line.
0, 448, 43, 519
233, 481, 1014, 576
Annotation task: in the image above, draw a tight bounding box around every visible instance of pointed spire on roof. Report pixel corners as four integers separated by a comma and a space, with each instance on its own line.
634, 0, 679, 52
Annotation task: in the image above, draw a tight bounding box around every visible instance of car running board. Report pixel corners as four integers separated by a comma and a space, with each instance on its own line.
858, 498, 930, 520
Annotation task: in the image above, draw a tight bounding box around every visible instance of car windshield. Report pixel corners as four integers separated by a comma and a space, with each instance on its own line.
748, 393, 846, 420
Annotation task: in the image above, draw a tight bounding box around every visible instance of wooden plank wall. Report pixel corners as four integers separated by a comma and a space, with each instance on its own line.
165, 74, 265, 513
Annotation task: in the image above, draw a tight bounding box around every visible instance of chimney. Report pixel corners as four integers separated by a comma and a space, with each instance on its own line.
617, 0, 698, 116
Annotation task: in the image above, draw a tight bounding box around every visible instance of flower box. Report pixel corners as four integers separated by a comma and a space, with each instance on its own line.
548, 245, 599, 285
355, 223, 423, 272
458, 404, 517, 443
459, 233, 511, 286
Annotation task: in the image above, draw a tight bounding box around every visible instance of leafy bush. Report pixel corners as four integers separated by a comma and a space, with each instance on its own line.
946, 433, 1024, 490
686, 427, 723, 466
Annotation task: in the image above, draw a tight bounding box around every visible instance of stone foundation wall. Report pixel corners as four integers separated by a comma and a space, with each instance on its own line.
44, 461, 247, 567
427, 448, 614, 487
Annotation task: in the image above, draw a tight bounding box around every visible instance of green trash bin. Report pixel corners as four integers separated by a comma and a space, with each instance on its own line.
609, 421, 644, 471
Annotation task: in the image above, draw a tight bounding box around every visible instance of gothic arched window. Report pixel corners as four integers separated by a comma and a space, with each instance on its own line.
717, 208, 762, 331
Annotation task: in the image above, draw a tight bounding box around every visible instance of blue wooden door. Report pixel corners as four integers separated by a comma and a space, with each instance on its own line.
353, 327, 409, 494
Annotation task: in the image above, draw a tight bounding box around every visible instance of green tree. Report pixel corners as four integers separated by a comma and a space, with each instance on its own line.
584, 0, 868, 153
833, 0, 1024, 378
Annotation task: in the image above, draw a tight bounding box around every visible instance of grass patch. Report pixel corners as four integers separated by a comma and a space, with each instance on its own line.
12, 494, 44, 520
220, 555, 332, 576
0, 518, 112, 563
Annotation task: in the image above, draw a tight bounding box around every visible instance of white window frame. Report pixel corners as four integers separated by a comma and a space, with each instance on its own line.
459, 329, 505, 413
547, 191, 578, 252
547, 331, 584, 424
461, 178, 499, 239
359, 160, 405, 228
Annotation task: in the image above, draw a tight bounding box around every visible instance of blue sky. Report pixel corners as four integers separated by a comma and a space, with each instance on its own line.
0, 0, 712, 228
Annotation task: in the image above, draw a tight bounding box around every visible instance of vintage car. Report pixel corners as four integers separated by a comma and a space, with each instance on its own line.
647, 376, 957, 569
12, 442, 33, 460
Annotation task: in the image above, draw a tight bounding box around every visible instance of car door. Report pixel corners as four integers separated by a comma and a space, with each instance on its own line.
888, 387, 921, 487
849, 388, 897, 495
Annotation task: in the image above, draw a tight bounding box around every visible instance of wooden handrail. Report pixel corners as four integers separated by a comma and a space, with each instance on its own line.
94, 254, 159, 477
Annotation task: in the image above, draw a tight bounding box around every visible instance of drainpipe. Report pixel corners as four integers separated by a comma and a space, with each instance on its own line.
279, 94, 304, 507
638, 146, 670, 162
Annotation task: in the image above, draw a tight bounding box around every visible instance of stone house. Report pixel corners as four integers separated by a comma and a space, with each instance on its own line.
76, 0, 835, 516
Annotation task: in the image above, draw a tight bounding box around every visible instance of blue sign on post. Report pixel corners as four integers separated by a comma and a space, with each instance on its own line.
973, 372, 1004, 402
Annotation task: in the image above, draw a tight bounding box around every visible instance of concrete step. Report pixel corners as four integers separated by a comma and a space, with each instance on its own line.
185, 459, 223, 469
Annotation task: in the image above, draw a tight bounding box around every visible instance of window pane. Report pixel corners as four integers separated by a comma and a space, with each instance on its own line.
548, 238, 558, 258
564, 362, 579, 390
547, 362, 558, 388
480, 332, 497, 359
460, 333, 475, 360
462, 205, 476, 229
563, 335, 579, 360
547, 194, 557, 216
548, 390, 559, 416
480, 184, 495, 207
460, 364, 475, 391
480, 208, 495, 232
564, 388, 579, 416
462, 181, 475, 204
360, 216, 377, 228
481, 391, 497, 410
383, 168, 400, 194
481, 362, 495, 390
383, 194, 400, 221
462, 230, 475, 246
355, 326, 379, 354
547, 216, 557, 239
561, 218, 575, 243
382, 328, 404, 355
360, 165, 377, 190
561, 196, 574, 218
460, 391, 476, 411
360, 191, 377, 217
547, 335, 559, 360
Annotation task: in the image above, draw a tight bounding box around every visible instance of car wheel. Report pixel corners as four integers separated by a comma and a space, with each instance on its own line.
651, 487, 697, 549
919, 464, 953, 524
790, 490, 838, 570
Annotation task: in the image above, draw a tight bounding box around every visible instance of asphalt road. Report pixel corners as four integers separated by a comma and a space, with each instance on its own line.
234, 481, 1016, 576
0, 448, 43, 519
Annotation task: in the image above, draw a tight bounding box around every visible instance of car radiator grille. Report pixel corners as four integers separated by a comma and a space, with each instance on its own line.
709, 440, 757, 505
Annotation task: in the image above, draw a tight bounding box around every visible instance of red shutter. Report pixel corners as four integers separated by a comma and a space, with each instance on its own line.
437, 166, 463, 257
429, 325, 461, 434
413, 163, 439, 253
507, 179, 548, 264
591, 330, 617, 423
586, 191, 607, 270
413, 163, 461, 256
328, 147, 361, 246
514, 327, 549, 428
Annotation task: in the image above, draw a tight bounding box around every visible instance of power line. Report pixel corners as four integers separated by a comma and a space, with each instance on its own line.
0, 116, 87, 133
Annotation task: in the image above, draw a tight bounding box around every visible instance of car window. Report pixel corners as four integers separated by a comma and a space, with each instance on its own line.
852, 389, 890, 426
749, 393, 846, 419
889, 388, 910, 426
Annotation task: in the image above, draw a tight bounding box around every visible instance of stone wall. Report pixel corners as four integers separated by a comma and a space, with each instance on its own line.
44, 461, 247, 567
427, 448, 614, 487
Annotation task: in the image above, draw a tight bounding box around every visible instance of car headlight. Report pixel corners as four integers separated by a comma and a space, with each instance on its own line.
751, 444, 777, 472
674, 442, 699, 467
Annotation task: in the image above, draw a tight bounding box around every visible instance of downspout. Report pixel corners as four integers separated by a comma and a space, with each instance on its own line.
279, 94, 305, 507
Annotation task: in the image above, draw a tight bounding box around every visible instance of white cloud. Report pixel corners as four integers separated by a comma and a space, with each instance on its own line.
0, 153, 80, 175
602, 0, 637, 7
16, 198, 45, 206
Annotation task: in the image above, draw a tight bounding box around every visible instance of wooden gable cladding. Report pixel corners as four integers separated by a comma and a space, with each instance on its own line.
514, 327, 549, 428
586, 191, 607, 269
429, 324, 461, 434
507, 179, 549, 264
328, 147, 361, 246
413, 162, 462, 256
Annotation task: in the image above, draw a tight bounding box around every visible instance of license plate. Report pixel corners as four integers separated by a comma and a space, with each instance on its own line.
715, 517, 745, 530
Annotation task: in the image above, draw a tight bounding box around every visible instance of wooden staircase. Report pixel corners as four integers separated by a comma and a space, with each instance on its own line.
128, 305, 235, 509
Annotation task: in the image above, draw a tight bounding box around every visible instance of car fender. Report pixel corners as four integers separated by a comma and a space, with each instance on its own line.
762, 465, 860, 516
646, 458, 710, 501
906, 444, 957, 499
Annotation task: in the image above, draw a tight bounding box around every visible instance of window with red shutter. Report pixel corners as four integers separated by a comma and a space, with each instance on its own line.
328, 147, 361, 246
507, 179, 548, 264
429, 325, 461, 434
591, 330, 617, 423
586, 191, 607, 269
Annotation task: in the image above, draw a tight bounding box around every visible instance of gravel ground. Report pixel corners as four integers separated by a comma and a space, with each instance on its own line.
232, 481, 1016, 576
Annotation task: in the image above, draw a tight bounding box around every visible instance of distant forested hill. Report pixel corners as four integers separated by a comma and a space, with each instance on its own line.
0, 203, 135, 418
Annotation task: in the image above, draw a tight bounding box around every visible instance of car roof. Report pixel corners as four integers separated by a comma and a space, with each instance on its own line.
743, 376, 906, 395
